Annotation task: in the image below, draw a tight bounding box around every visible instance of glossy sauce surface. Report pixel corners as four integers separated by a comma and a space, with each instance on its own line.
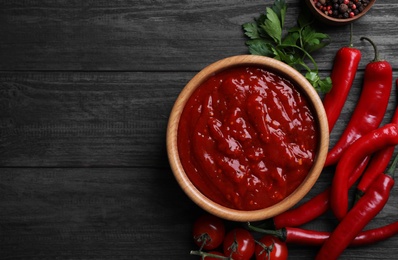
178, 66, 318, 210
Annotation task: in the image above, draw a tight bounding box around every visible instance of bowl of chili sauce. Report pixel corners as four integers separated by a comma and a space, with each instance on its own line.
167, 55, 329, 222
305, 0, 376, 26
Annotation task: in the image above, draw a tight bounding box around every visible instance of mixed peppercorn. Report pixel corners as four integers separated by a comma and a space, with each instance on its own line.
313, 0, 372, 19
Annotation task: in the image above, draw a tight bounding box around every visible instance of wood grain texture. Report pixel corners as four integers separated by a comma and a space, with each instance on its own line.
1, 0, 398, 259
0, 0, 397, 71
0, 168, 199, 259
0, 71, 193, 167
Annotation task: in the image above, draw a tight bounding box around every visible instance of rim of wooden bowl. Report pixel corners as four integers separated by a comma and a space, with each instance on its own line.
166, 55, 329, 222
305, 0, 376, 26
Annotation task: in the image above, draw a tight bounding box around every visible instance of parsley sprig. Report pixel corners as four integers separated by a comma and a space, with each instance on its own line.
242, 0, 332, 93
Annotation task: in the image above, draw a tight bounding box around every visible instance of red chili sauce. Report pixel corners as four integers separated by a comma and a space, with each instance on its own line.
177, 66, 318, 210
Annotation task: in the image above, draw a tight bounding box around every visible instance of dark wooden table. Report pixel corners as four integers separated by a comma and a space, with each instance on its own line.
1, 1, 398, 259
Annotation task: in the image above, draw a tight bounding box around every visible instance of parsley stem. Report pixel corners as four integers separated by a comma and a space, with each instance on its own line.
279, 44, 318, 73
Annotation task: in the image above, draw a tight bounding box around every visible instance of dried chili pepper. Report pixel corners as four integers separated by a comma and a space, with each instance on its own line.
271, 158, 368, 229
317, 153, 398, 260
356, 80, 398, 199
324, 37, 392, 167
331, 123, 398, 220
322, 25, 361, 133
247, 222, 398, 247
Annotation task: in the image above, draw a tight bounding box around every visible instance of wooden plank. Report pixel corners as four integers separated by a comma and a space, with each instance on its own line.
0, 71, 194, 167
1, 167, 398, 259
1, 1, 398, 71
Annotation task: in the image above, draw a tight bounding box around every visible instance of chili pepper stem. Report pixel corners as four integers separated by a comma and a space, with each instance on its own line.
360, 36, 380, 61
247, 222, 284, 240
251, 219, 276, 230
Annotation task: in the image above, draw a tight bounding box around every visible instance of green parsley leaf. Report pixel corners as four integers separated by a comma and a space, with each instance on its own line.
301, 26, 330, 53
305, 72, 332, 93
282, 30, 300, 46
318, 76, 333, 93
245, 39, 274, 56
271, 0, 287, 27
242, 0, 332, 93
243, 22, 260, 40
261, 7, 282, 44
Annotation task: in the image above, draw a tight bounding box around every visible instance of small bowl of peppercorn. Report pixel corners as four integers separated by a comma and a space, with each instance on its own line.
305, 0, 376, 26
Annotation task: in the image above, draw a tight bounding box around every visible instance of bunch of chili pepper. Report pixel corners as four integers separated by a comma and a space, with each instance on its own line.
355, 83, 398, 200
249, 36, 398, 258
330, 123, 398, 220
329, 37, 393, 220
317, 152, 398, 259
324, 37, 392, 167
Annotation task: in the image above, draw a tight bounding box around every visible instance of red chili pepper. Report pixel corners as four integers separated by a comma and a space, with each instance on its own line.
350, 221, 398, 246
323, 33, 361, 133
316, 158, 397, 259
331, 123, 398, 220
247, 223, 398, 247
324, 37, 392, 167
248, 223, 329, 247
356, 80, 398, 199
272, 188, 329, 229
271, 157, 369, 229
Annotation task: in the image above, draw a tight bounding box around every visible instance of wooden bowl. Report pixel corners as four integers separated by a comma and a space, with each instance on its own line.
305, 0, 376, 26
166, 55, 329, 222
